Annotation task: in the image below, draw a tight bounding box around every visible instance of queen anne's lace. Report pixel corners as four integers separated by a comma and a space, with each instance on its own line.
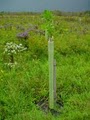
4, 42, 27, 68
4, 42, 27, 55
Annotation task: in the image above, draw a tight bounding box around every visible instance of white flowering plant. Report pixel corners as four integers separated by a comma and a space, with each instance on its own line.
4, 42, 27, 55
4, 42, 27, 68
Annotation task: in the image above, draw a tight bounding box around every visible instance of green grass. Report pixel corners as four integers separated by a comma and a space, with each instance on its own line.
0, 12, 90, 120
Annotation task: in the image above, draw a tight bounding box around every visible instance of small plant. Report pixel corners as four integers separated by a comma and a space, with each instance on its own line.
42, 10, 54, 40
17, 31, 29, 40
17, 31, 29, 48
4, 42, 27, 68
42, 10, 56, 110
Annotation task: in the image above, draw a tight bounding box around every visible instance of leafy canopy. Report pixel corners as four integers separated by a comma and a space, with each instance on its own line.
42, 10, 54, 39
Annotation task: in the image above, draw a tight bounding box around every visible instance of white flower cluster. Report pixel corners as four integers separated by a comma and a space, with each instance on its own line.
5, 62, 17, 68
4, 42, 27, 55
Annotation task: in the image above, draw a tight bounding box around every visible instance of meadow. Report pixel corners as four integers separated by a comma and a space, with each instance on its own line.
0, 11, 90, 120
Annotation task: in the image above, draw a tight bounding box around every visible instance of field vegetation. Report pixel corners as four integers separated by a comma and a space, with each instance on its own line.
0, 11, 90, 120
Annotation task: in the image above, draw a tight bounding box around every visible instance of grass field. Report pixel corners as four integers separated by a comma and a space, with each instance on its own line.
0, 12, 90, 120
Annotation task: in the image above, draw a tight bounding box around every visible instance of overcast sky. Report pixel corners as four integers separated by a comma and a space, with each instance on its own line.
0, 0, 89, 12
